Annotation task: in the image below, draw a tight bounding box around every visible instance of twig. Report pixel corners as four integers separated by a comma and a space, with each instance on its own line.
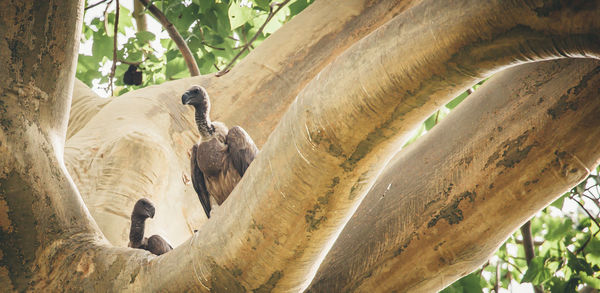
499, 256, 523, 274
520, 221, 544, 293
520, 221, 536, 265
494, 263, 500, 293
478, 260, 489, 277
137, 0, 200, 76
85, 0, 110, 10
576, 231, 599, 255
570, 193, 600, 231
515, 238, 545, 246
216, 0, 292, 76
201, 42, 225, 51
569, 193, 600, 254
103, 0, 114, 34
109, 0, 120, 96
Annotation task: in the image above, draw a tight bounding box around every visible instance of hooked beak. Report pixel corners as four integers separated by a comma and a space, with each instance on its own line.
148, 206, 156, 219
181, 92, 191, 105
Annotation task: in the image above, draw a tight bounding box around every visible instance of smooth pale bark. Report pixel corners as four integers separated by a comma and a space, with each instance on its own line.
129, 1, 600, 292
0, 1, 104, 290
65, 0, 422, 247
307, 59, 600, 292
66, 79, 110, 140
1, 0, 600, 292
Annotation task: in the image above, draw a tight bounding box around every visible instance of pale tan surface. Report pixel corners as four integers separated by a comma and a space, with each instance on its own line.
2, 0, 600, 291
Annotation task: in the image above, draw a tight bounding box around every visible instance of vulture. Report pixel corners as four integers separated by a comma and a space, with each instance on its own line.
128, 198, 173, 255
182, 85, 258, 218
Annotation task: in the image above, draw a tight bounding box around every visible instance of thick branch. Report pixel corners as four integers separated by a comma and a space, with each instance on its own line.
136, 0, 199, 76
65, 0, 422, 247
0, 1, 108, 290
134, 1, 600, 291
61, 0, 600, 291
308, 59, 600, 292
66, 79, 111, 140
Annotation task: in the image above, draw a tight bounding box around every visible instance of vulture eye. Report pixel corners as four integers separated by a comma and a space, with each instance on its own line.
194, 88, 200, 94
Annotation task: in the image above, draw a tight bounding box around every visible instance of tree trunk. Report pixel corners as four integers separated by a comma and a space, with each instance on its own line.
1, 0, 600, 291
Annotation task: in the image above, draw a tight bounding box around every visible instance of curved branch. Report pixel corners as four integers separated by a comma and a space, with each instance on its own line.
62, 0, 600, 291
136, 1, 600, 291
67, 80, 111, 140
66, 0, 422, 246
136, 0, 199, 76
307, 59, 600, 292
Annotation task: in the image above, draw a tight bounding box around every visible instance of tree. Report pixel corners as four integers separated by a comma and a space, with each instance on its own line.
1, 0, 599, 292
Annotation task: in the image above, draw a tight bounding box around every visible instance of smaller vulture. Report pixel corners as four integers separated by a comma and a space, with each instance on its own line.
128, 198, 173, 255
182, 85, 259, 218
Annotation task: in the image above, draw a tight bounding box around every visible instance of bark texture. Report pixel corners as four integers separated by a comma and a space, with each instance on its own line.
308, 58, 600, 292
65, 0, 423, 248
1, 0, 600, 291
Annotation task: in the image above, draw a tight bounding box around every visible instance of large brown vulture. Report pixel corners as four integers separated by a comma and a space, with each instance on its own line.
128, 198, 173, 255
182, 85, 258, 218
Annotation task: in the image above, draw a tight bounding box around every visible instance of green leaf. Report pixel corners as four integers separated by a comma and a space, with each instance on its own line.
424, 112, 439, 130
252, 0, 270, 10
160, 38, 175, 50
585, 236, 600, 266
579, 271, 600, 288
135, 31, 156, 43
290, 0, 311, 16
522, 256, 552, 285
546, 217, 573, 241
92, 33, 113, 58
446, 91, 469, 109
118, 5, 133, 34
549, 277, 578, 293
195, 0, 212, 12
165, 57, 187, 80
550, 193, 567, 209
567, 250, 594, 275
229, 2, 253, 30
440, 274, 482, 293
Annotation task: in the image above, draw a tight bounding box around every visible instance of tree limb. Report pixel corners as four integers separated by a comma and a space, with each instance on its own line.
136, 0, 200, 76
85, 0, 110, 10
307, 59, 600, 292
136, 0, 600, 289
65, 0, 423, 248
59, 0, 600, 291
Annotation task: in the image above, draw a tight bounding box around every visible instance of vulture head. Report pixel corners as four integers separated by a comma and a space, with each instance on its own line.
182, 85, 210, 113
132, 198, 155, 219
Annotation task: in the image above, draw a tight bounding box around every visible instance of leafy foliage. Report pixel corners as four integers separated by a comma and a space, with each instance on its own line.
78, 0, 313, 96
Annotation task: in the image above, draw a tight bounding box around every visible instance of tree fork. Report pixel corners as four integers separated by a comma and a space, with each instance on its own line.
131, 1, 600, 290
